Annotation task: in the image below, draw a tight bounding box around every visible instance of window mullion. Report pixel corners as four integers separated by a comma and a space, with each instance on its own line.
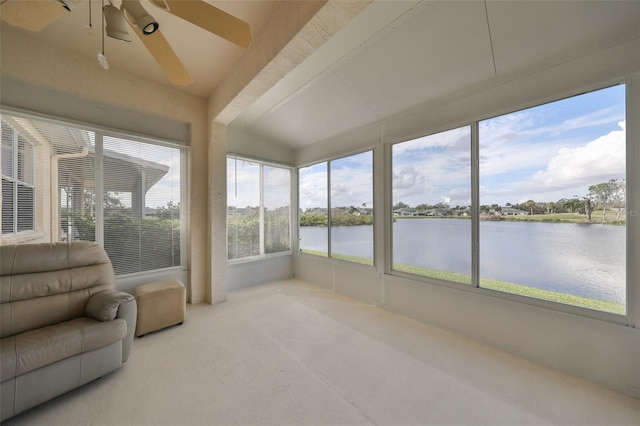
327, 161, 332, 259
12, 130, 18, 234
95, 133, 104, 245
471, 121, 480, 288
259, 163, 265, 256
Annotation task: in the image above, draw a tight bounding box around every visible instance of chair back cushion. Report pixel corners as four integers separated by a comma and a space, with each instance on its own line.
0, 241, 116, 338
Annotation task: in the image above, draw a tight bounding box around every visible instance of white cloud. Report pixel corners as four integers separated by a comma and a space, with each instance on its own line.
529, 121, 625, 191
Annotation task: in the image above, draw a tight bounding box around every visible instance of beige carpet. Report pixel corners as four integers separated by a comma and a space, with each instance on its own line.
5, 279, 639, 425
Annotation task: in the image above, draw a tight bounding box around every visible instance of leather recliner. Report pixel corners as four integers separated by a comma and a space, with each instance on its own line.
0, 241, 137, 421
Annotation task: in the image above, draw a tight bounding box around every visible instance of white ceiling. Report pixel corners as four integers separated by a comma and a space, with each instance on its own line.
0, 0, 280, 98
2, 1, 640, 151
231, 0, 640, 149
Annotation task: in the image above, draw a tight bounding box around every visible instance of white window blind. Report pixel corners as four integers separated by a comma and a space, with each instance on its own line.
102, 135, 182, 275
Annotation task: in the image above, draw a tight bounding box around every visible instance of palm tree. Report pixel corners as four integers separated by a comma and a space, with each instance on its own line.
526, 200, 535, 215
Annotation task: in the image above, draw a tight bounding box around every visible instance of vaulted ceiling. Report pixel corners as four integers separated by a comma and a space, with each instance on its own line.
231, 0, 640, 149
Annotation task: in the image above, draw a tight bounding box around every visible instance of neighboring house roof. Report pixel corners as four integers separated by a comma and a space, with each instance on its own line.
25, 118, 169, 194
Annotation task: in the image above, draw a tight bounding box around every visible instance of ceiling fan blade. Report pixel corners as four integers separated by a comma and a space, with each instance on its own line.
150, 0, 253, 49
0, 0, 66, 32
128, 23, 193, 86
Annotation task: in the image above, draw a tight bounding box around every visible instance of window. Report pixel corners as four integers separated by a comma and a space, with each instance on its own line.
392, 126, 472, 283
299, 162, 328, 256
101, 136, 182, 275
1, 119, 35, 235
330, 151, 374, 264
1, 113, 186, 276
227, 156, 291, 261
479, 85, 626, 314
388, 85, 626, 315
299, 151, 374, 265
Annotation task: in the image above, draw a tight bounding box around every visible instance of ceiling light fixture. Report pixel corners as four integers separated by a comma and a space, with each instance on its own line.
104, 2, 131, 42
98, 0, 109, 70
122, 0, 159, 35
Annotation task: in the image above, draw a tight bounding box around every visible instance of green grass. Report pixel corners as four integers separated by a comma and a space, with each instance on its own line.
298, 251, 625, 315
394, 263, 625, 315
503, 210, 624, 225
299, 249, 373, 265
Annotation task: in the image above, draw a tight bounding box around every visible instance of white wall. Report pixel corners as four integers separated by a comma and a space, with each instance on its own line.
292, 34, 640, 396
227, 127, 294, 165
228, 255, 293, 291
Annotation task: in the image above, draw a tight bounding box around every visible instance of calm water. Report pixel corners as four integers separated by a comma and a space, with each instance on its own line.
300, 219, 626, 303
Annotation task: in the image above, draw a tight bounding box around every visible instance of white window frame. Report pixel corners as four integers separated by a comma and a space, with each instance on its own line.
297, 148, 376, 266
387, 81, 634, 325
0, 109, 189, 279
227, 154, 293, 263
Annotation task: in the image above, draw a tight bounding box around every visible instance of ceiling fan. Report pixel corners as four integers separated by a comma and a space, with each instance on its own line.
0, 0, 253, 86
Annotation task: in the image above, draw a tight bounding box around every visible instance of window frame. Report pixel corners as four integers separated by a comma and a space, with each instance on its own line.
226, 154, 293, 263
97, 131, 187, 277
386, 81, 633, 325
0, 108, 189, 278
297, 148, 376, 267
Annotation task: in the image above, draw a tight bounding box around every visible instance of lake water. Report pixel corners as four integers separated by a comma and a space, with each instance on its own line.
300, 218, 626, 304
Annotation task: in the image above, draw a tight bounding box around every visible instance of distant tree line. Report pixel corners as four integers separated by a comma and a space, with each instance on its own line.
392, 179, 626, 222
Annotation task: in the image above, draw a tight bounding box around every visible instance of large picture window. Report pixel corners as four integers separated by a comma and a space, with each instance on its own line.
388, 84, 627, 315
1, 113, 186, 277
479, 85, 626, 314
392, 126, 472, 283
100, 136, 182, 275
299, 151, 374, 265
227, 156, 291, 261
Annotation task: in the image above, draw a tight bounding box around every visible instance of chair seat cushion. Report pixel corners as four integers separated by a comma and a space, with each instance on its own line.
0, 317, 126, 382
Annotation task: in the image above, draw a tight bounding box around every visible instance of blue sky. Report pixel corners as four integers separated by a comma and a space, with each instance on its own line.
478, 84, 625, 206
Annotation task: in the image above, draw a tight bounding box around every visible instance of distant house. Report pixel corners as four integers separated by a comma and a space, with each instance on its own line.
394, 208, 418, 216
501, 207, 528, 216
430, 208, 454, 216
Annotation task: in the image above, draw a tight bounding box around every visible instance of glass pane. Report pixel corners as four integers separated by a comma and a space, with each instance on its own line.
2, 178, 14, 234
330, 151, 373, 265
227, 157, 260, 259
58, 148, 95, 242
479, 85, 626, 314
1, 120, 14, 179
17, 135, 34, 185
392, 126, 472, 284
16, 184, 34, 232
103, 136, 182, 275
299, 162, 328, 256
264, 165, 291, 254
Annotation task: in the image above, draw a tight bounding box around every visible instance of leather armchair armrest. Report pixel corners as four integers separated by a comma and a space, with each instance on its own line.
86, 290, 137, 362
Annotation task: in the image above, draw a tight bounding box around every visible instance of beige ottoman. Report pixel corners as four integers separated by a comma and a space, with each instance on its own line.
135, 279, 186, 337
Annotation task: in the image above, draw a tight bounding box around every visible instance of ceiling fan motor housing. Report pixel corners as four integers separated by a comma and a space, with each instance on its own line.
122, 0, 159, 35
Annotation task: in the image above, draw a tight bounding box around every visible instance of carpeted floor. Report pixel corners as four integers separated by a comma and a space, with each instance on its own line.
5, 279, 639, 425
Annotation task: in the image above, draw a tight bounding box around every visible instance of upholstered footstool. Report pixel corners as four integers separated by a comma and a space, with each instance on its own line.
135, 279, 186, 337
